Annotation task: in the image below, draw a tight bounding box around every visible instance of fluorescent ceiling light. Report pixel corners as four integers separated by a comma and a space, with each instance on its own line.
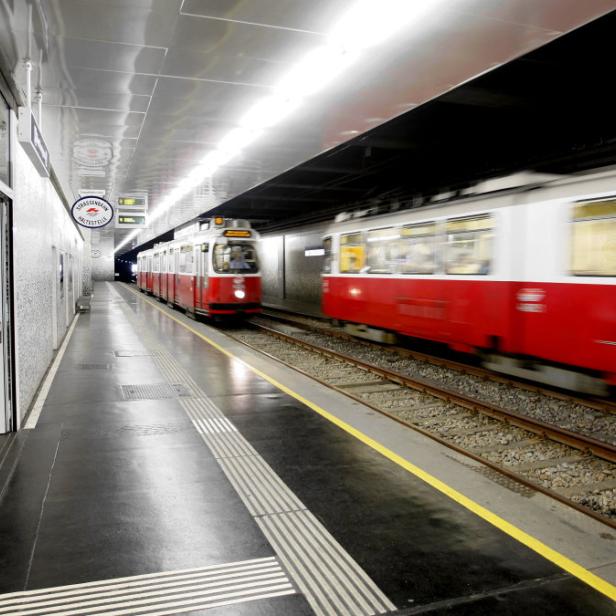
115, 0, 446, 254
330, 0, 443, 50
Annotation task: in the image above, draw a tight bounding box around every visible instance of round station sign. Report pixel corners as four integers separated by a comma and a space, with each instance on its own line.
71, 196, 114, 229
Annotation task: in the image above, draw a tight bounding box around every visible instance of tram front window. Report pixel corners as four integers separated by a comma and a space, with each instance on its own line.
213, 242, 259, 273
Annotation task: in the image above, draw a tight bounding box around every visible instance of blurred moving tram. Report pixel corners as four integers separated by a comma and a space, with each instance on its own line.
137, 218, 261, 318
321, 171, 616, 394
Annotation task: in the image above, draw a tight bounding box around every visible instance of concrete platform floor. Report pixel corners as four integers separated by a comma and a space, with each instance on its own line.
0, 281, 613, 615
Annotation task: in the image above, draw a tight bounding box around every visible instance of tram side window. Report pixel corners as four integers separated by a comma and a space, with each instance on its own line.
339, 233, 364, 273
398, 223, 436, 274
445, 215, 493, 275
323, 237, 333, 273
570, 200, 616, 276
153, 253, 160, 273
365, 227, 397, 274
178, 245, 194, 274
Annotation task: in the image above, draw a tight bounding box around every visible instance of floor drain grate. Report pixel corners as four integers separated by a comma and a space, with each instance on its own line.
121, 383, 192, 401
114, 350, 153, 357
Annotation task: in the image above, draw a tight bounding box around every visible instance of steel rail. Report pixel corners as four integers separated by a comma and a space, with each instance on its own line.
257, 310, 616, 416
253, 321, 616, 464
227, 323, 616, 529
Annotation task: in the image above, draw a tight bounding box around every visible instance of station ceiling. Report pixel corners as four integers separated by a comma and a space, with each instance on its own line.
212, 8, 616, 232
2, 1, 615, 254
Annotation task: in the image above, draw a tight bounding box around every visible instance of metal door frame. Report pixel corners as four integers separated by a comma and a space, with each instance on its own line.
0, 191, 15, 432
197, 243, 209, 309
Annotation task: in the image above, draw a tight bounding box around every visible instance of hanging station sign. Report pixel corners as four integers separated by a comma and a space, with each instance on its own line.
17, 107, 49, 177
71, 195, 114, 229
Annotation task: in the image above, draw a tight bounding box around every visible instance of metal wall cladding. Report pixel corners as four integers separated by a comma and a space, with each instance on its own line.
284, 232, 324, 308
260, 236, 284, 303
260, 228, 325, 316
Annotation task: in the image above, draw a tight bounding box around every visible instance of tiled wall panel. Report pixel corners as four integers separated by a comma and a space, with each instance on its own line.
13, 145, 85, 421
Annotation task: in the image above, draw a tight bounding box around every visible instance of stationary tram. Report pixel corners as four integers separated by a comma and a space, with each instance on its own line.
321, 171, 616, 394
137, 217, 261, 317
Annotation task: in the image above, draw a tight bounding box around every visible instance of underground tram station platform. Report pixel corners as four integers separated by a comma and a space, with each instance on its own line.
0, 1, 615, 615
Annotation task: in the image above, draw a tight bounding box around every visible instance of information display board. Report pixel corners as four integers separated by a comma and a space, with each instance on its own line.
116, 194, 148, 229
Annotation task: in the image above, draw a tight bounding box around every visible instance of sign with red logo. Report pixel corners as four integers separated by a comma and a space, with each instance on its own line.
71, 196, 114, 229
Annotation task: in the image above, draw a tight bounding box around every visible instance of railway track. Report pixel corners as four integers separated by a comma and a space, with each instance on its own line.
259, 308, 616, 417
223, 317, 616, 528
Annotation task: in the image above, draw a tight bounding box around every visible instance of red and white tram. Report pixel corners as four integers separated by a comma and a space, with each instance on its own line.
137, 218, 261, 317
321, 171, 616, 394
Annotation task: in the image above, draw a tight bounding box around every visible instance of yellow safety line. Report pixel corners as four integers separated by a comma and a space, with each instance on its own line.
125, 285, 616, 602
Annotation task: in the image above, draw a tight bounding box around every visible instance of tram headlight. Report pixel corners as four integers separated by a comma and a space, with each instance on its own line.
234, 289, 246, 299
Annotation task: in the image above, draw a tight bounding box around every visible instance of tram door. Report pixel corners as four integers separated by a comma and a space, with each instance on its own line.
161, 251, 168, 300
196, 243, 209, 309
173, 249, 180, 304
0, 193, 14, 433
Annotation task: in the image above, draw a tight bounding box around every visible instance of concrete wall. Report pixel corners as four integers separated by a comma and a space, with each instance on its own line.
13, 143, 84, 422
260, 225, 326, 316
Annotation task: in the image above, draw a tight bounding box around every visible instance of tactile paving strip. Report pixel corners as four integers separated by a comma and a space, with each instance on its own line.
0, 557, 295, 615
152, 349, 396, 616
109, 287, 396, 616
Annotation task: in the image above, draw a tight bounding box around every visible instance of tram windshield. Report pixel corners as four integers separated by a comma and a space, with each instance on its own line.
213, 241, 259, 274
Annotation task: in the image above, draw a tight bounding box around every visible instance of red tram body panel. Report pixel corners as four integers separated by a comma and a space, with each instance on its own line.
321, 172, 616, 393
137, 219, 261, 317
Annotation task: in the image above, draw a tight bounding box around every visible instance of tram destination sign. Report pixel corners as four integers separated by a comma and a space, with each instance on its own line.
71, 196, 114, 229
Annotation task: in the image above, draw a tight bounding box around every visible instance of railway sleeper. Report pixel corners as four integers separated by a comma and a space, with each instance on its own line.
558, 479, 616, 498
469, 437, 540, 455
510, 454, 587, 473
